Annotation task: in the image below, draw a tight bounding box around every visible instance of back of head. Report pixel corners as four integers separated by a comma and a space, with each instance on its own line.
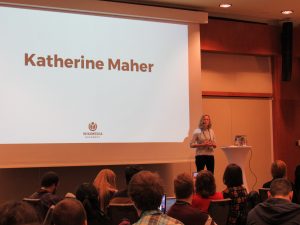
76, 183, 101, 217
41, 171, 59, 188
128, 171, 164, 211
52, 199, 86, 225
270, 178, 292, 197
0, 200, 39, 225
196, 170, 216, 198
223, 163, 243, 187
174, 173, 193, 199
271, 160, 287, 179
125, 166, 143, 185
93, 169, 116, 211
93, 169, 116, 190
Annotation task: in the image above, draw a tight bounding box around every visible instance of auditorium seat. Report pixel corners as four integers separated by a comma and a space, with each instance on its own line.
43, 205, 55, 225
259, 188, 270, 202
23, 198, 44, 222
107, 203, 139, 225
208, 198, 231, 225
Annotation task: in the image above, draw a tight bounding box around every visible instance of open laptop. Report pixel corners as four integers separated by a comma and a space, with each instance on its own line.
165, 197, 176, 213
159, 194, 166, 213
159, 195, 176, 213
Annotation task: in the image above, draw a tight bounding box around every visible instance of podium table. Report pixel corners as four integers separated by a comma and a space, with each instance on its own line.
221, 146, 251, 191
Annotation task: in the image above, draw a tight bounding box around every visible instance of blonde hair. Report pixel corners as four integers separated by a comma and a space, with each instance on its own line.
198, 114, 212, 129
93, 169, 117, 211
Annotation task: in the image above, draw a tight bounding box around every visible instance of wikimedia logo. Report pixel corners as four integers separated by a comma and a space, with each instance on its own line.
83, 122, 103, 139
89, 122, 97, 131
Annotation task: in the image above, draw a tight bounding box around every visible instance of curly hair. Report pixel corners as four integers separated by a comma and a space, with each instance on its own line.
128, 171, 164, 211
0, 201, 39, 225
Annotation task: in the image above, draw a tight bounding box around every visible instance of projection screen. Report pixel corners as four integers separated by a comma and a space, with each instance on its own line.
0, 2, 205, 168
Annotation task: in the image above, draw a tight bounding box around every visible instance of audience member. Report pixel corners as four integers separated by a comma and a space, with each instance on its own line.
128, 171, 183, 225
292, 164, 300, 204
192, 170, 223, 212
167, 173, 216, 225
110, 165, 142, 204
76, 183, 111, 225
263, 160, 287, 188
0, 200, 40, 225
247, 178, 300, 225
29, 171, 62, 220
93, 169, 118, 212
52, 198, 87, 225
223, 164, 248, 225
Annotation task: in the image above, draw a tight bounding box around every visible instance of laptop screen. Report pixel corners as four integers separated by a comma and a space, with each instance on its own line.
165, 197, 176, 213
159, 194, 166, 213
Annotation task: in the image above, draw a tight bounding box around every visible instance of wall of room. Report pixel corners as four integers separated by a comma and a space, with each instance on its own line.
1, 15, 299, 204
201, 18, 300, 181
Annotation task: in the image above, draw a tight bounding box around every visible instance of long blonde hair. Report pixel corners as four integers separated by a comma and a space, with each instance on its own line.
93, 169, 117, 211
198, 114, 212, 130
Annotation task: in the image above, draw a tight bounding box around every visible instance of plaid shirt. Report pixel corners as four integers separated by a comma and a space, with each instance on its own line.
134, 210, 183, 225
223, 186, 248, 225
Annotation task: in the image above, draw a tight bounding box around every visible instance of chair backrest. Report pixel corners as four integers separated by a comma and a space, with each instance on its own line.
259, 188, 270, 202
107, 203, 139, 225
43, 205, 55, 225
208, 198, 232, 225
23, 198, 44, 222
247, 191, 260, 212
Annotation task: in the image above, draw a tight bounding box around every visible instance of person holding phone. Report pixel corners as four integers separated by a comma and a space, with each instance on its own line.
190, 114, 216, 173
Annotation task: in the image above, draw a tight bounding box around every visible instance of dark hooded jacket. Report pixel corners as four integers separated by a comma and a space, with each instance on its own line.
247, 198, 300, 225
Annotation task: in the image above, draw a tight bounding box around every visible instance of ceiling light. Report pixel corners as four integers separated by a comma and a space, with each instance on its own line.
219, 3, 232, 8
281, 10, 293, 15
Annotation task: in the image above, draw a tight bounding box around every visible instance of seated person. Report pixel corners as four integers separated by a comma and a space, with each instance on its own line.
247, 178, 300, 225
29, 171, 62, 220
263, 160, 287, 188
76, 183, 111, 225
110, 165, 142, 204
167, 173, 216, 225
52, 198, 87, 225
0, 200, 40, 225
93, 169, 118, 213
128, 171, 183, 225
192, 170, 223, 213
223, 164, 248, 225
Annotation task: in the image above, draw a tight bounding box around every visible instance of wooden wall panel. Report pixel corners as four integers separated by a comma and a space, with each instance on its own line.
201, 19, 281, 55
201, 19, 300, 180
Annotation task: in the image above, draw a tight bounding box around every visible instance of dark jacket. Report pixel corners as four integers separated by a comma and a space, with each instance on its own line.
29, 189, 62, 221
167, 200, 216, 225
247, 198, 300, 225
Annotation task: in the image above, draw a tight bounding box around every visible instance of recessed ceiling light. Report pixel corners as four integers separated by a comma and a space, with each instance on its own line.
281, 10, 293, 15
219, 3, 232, 8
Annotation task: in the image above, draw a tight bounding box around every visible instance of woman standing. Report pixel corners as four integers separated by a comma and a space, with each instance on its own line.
190, 114, 216, 173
